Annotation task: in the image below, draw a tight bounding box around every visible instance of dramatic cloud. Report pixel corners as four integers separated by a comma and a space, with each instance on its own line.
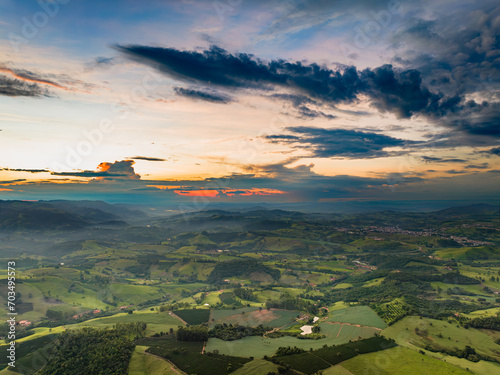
116, 44, 499, 143
51, 160, 141, 180
264, 126, 413, 159
392, 3, 500, 98
173, 87, 233, 103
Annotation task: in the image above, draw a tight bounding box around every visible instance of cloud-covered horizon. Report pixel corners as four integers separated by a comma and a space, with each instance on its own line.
1, 0, 498, 204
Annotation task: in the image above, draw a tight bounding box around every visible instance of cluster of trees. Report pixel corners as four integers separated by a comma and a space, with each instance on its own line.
159, 302, 191, 312
274, 346, 305, 357
424, 344, 484, 362
266, 297, 318, 315
208, 324, 269, 341
233, 287, 257, 301
463, 316, 500, 330
114, 322, 147, 338
176, 325, 209, 342
37, 327, 135, 375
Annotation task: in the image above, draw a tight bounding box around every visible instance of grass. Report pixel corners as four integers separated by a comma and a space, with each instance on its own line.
327, 305, 388, 329
275, 336, 397, 375
66, 310, 183, 335
206, 322, 378, 358
331, 346, 471, 375
128, 346, 181, 375
229, 359, 280, 375
382, 316, 500, 362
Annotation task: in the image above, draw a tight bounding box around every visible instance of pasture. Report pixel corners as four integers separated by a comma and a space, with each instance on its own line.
330, 346, 471, 375
205, 322, 378, 358
327, 305, 388, 329
382, 316, 500, 362
67, 310, 183, 335
128, 346, 180, 375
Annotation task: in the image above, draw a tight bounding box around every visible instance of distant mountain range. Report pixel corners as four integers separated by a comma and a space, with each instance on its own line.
0, 200, 497, 232
0, 200, 146, 230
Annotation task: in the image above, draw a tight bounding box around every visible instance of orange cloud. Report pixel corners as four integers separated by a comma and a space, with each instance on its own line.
224, 188, 287, 196
0, 188, 13, 191
174, 189, 219, 197
0, 67, 90, 93
147, 185, 183, 190
173, 188, 287, 198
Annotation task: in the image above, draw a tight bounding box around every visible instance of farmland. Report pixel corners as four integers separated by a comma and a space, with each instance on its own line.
327, 305, 387, 329
0, 201, 499, 374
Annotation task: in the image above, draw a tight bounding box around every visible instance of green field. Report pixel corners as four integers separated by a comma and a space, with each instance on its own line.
128, 346, 180, 375
229, 359, 280, 375
328, 346, 471, 375
382, 316, 500, 363
206, 322, 378, 358
67, 310, 183, 335
327, 305, 388, 329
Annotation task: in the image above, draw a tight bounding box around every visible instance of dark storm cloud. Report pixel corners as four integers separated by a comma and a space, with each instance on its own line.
392, 4, 500, 98
173, 87, 233, 103
129, 156, 166, 162
0, 76, 48, 97
485, 147, 500, 156
116, 45, 491, 136
264, 126, 413, 159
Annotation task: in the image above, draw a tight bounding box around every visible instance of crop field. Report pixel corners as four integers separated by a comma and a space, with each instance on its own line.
205, 322, 378, 358
327, 305, 388, 329
210, 308, 299, 328
330, 346, 471, 375
146, 350, 250, 375
382, 316, 500, 362
172, 309, 210, 325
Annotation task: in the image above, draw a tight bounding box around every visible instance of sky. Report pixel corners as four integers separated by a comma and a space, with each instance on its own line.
0, 0, 498, 207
